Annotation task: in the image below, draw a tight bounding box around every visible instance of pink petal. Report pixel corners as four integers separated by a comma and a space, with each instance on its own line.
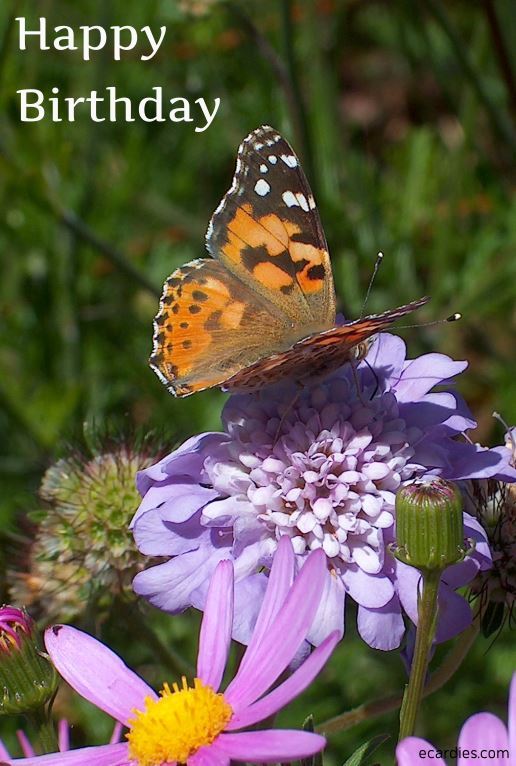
5, 742, 129, 765
17, 732, 35, 757
188, 741, 230, 765
45, 626, 156, 726
0, 739, 10, 760
216, 730, 326, 761
458, 712, 509, 765
227, 631, 339, 730
225, 549, 326, 709
396, 737, 439, 764
197, 560, 234, 691
57, 721, 69, 752
236, 535, 295, 677
109, 723, 124, 745
509, 673, 516, 757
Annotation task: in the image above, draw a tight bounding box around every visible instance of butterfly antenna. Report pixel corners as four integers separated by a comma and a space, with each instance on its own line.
395, 313, 461, 330
360, 251, 384, 318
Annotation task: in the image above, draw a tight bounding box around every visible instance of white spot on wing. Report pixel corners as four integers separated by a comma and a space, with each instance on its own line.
308, 195, 316, 209
282, 190, 298, 208
254, 179, 271, 196
296, 193, 309, 211
281, 154, 298, 168
268, 155, 278, 164
260, 164, 268, 173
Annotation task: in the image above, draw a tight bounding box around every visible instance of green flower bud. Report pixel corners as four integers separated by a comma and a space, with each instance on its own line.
393, 479, 466, 571
0, 606, 58, 716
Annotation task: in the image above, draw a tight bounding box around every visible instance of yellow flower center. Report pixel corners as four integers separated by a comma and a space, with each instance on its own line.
127, 677, 233, 765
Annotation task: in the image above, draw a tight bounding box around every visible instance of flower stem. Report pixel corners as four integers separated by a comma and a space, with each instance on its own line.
317, 610, 480, 734
27, 708, 59, 753
398, 569, 441, 741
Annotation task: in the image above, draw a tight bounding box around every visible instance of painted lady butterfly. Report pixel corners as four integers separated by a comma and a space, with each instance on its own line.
150, 125, 428, 396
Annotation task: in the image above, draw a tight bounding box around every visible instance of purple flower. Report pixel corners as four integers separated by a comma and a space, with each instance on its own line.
132, 334, 516, 650
396, 672, 515, 764
3, 538, 338, 765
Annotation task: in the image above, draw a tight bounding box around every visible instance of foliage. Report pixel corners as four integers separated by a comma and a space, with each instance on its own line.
0, 0, 514, 761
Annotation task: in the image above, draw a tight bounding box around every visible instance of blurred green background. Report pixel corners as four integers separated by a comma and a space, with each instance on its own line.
0, 0, 515, 763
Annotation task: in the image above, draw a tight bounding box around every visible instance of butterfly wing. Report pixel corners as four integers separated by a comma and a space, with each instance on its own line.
206, 125, 336, 337
223, 297, 430, 392
149, 258, 293, 396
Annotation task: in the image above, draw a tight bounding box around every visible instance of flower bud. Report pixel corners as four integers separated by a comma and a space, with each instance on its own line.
9, 437, 163, 621
0, 606, 58, 715
393, 479, 466, 570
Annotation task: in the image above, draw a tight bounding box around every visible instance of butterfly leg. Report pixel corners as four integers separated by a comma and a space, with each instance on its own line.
363, 358, 380, 399
350, 357, 369, 407
272, 385, 303, 445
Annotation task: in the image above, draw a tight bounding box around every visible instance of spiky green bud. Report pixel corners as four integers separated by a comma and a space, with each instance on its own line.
9, 440, 162, 621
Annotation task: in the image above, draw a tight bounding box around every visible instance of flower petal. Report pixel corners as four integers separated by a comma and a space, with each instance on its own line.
44, 626, 155, 726
307, 570, 345, 645
225, 549, 326, 709
227, 631, 339, 730
0, 739, 11, 760
458, 712, 509, 765
132, 546, 230, 613
197, 560, 234, 691
134, 433, 226, 500
396, 737, 439, 764
216, 730, 326, 761
236, 536, 295, 677
444, 442, 516, 482
132, 509, 209, 557
342, 567, 394, 608
396, 354, 467, 402
5, 742, 129, 765
188, 740, 229, 765
357, 598, 405, 650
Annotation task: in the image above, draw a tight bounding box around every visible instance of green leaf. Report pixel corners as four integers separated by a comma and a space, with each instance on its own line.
341, 734, 390, 766
300, 716, 323, 766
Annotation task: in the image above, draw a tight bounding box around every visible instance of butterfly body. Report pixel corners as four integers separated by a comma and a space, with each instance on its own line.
150, 126, 429, 397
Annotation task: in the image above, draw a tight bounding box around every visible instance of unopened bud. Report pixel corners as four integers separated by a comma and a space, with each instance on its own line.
393, 479, 466, 571
0, 606, 58, 715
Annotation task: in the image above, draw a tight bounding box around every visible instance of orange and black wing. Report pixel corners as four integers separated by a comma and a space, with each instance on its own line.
206, 125, 336, 338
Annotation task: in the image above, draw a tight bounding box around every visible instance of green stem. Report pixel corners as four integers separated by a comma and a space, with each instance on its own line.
318, 611, 480, 734
398, 569, 440, 741
27, 708, 59, 754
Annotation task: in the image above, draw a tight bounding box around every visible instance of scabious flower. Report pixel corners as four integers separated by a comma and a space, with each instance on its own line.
396, 673, 515, 765
132, 333, 516, 650
2, 538, 339, 765
0, 721, 122, 759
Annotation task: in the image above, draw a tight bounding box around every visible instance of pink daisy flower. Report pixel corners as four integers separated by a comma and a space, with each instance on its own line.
4, 537, 338, 765
396, 673, 515, 765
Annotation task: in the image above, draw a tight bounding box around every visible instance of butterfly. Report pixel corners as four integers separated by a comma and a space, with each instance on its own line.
150, 125, 429, 397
